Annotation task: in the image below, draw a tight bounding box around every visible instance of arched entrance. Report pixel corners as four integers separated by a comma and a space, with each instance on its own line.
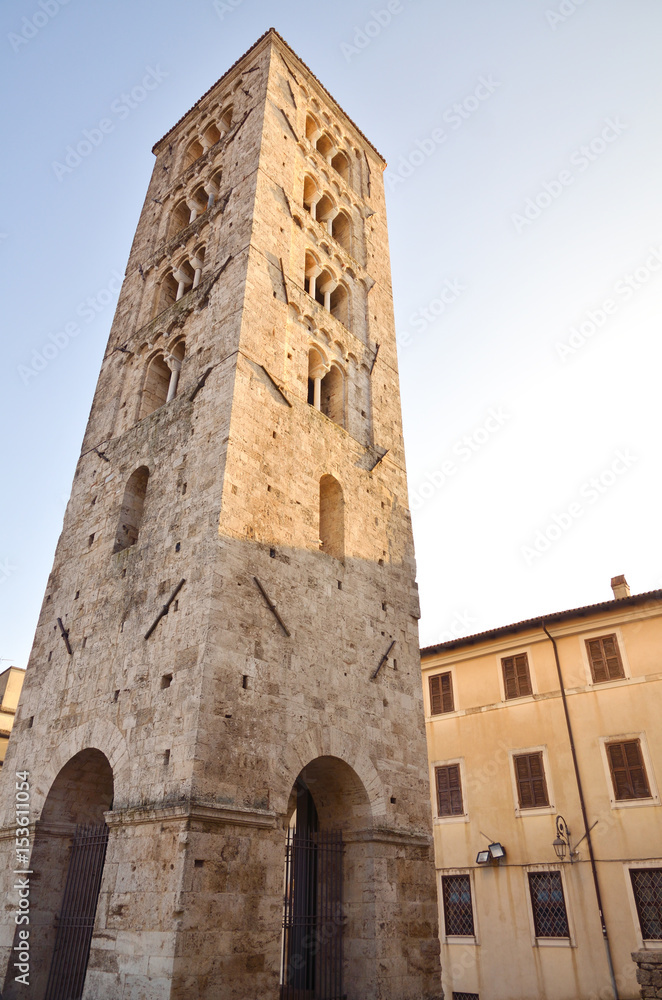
3, 748, 113, 1000
280, 756, 374, 1000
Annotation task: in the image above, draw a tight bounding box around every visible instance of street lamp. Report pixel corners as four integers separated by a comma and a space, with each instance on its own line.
553, 815, 572, 861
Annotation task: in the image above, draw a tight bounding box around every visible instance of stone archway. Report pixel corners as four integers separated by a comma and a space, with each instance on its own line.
280, 755, 376, 1000
3, 748, 113, 1000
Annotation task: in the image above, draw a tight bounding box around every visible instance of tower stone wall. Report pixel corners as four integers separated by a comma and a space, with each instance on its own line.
0, 30, 441, 1000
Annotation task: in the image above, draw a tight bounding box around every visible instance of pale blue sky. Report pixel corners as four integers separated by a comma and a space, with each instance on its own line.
1, 0, 661, 666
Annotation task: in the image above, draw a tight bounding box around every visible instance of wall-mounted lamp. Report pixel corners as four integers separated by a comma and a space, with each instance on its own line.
553, 815, 575, 862
476, 842, 506, 864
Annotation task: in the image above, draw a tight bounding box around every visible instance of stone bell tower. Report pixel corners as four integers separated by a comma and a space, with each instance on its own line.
0, 29, 441, 1000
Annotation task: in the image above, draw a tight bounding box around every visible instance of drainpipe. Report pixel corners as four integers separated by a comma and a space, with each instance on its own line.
541, 621, 619, 1000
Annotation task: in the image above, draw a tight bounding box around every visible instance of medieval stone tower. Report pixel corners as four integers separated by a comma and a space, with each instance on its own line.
0, 30, 441, 1000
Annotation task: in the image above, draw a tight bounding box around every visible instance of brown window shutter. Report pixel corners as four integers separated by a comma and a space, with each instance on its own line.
436, 764, 463, 816
429, 672, 454, 715
607, 740, 651, 799
586, 635, 624, 682
503, 654, 532, 699
514, 752, 549, 808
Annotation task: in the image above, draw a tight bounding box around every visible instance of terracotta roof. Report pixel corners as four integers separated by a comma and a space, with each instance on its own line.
152, 28, 385, 162
420, 589, 662, 656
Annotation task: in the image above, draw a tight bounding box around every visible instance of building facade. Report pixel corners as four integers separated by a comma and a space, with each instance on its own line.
0, 668, 25, 769
421, 576, 662, 1000
0, 31, 441, 1000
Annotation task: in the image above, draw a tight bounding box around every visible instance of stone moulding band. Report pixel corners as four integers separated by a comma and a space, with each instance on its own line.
344, 826, 432, 847
103, 800, 278, 830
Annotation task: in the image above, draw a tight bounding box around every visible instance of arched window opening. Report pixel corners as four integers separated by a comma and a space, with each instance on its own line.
190, 184, 210, 217
331, 150, 350, 182
191, 246, 205, 289
316, 269, 335, 310
304, 251, 321, 299
173, 259, 195, 300
139, 353, 171, 419
209, 168, 223, 204
316, 133, 334, 160
184, 138, 204, 169
168, 200, 190, 238
320, 365, 345, 427
319, 475, 344, 559
330, 284, 349, 328
307, 347, 326, 409
220, 106, 233, 134
156, 271, 179, 314
332, 211, 351, 252
303, 176, 318, 217
6, 749, 114, 1000
305, 114, 319, 142
203, 122, 221, 147
114, 466, 150, 552
316, 194, 335, 231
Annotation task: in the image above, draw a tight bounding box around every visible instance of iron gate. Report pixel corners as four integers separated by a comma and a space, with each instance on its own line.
281, 822, 344, 999
44, 822, 109, 1000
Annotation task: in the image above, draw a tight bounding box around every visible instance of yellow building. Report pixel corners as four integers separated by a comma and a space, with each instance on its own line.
0, 667, 25, 768
421, 576, 662, 1000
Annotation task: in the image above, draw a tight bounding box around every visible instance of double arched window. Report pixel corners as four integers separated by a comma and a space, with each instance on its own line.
139, 340, 186, 419
305, 115, 352, 185
308, 347, 345, 428
302, 177, 353, 254
181, 106, 233, 171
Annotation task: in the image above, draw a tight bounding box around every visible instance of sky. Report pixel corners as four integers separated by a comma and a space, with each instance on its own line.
1, 0, 661, 668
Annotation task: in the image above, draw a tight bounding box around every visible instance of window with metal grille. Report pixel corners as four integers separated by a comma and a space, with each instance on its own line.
630, 869, 662, 940
585, 634, 624, 683
514, 752, 549, 808
607, 740, 651, 800
436, 764, 464, 817
502, 653, 532, 699
528, 871, 569, 937
442, 874, 474, 936
429, 672, 454, 715
453, 994, 479, 1000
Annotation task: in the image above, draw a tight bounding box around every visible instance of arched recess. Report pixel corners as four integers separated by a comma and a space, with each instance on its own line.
319, 474, 344, 559
331, 150, 350, 182
183, 137, 204, 169
2, 749, 114, 1000
303, 175, 319, 216
168, 199, 190, 238
139, 352, 171, 418
114, 466, 149, 553
320, 364, 345, 427
219, 106, 233, 133
280, 756, 374, 1000
332, 211, 352, 253
155, 270, 179, 316
330, 282, 350, 328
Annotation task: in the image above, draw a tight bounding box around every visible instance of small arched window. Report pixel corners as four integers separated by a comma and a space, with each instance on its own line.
168, 200, 190, 238
332, 212, 351, 252
184, 138, 204, 169
114, 467, 149, 553
306, 114, 320, 142
317, 133, 334, 160
320, 365, 345, 427
316, 195, 335, 229
308, 347, 326, 407
203, 123, 221, 147
331, 151, 350, 182
140, 354, 171, 418
220, 106, 233, 134
319, 475, 344, 560
330, 284, 349, 328
303, 176, 318, 216
156, 271, 179, 315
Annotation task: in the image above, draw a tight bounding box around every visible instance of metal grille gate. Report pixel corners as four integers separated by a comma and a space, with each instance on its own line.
281, 826, 344, 999
44, 822, 109, 1000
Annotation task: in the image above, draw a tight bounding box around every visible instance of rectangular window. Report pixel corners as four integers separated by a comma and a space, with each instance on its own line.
586, 634, 625, 683
453, 994, 479, 1000
607, 740, 651, 800
502, 653, 532, 699
429, 672, 454, 715
442, 874, 474, 936
514, 752, 549, 809
631, 869, 662, 940
436, 764, 464, 817
528, 871, 570, 937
